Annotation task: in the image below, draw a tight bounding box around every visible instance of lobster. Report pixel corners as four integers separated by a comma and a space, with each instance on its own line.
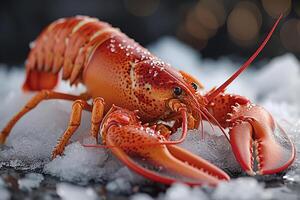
0, 15, 295, 186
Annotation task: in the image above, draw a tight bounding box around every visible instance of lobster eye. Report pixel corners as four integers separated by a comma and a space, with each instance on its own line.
173, 86, 182, 96
191, 82, 198, 91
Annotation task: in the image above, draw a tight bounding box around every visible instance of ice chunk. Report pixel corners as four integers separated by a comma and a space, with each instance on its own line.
112, 167, 144, 183
56, 183, 98, 200
0, 178, 5, 187
171, 124, 241, 173
44, 142, 109, 183
0, 177, 10, 200
162, 183, 209, 200
0, 188, 10, 200
212, 178, 271, 200
44, 140, 136, 184
284, 169, 300, 183
130, 193, 154, 200
18, 173, 44, 191
266, 186, 298, 200
106, 178, 132, 194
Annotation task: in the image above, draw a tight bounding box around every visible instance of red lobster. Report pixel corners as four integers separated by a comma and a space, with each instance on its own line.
0, 15, 295, 186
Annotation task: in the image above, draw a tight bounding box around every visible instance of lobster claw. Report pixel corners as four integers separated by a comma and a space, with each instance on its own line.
99, 106, 229, 186
229, 105, 295, 175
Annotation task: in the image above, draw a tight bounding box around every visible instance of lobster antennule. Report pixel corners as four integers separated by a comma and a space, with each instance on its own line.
158, 107, 188, 145
205, 14, 283, 102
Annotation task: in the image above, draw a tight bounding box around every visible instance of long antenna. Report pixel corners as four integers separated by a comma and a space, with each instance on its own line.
206, 14, 283, 102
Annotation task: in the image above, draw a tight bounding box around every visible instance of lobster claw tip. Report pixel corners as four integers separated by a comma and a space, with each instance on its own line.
101, 106, 229, 186
107, 135, 229, 186
165, 145, 230, 183
230, 118, 295, 176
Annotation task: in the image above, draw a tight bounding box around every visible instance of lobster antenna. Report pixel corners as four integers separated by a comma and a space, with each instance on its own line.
206, 14, 283, 102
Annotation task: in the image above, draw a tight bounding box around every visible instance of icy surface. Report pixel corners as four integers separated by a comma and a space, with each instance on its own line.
0, 188, 10, 200
0, 37, 300, 199
18, 173, 44, 191
212, 178, 271, 200
106, 178, 132, 194
131, 183, 209, 200
0, 177, 10, 200
44, 142, 109, 183
56, 183, 98, 200
161, 183, 209, 200
138, 177, 297, 200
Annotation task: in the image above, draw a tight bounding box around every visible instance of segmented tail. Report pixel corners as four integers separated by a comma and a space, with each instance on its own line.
23, 16, 120, 91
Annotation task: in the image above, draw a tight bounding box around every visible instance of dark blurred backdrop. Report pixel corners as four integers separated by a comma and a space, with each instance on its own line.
0, 0, 299, 66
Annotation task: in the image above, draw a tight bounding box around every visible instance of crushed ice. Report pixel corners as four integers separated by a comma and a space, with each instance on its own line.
0, 177, 10, 200
56, 183, 98, 200
0, 37, 300, 199
18, 173, 44, 191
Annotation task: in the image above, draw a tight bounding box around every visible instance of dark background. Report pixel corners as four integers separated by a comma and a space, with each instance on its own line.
0, 0, 299, 66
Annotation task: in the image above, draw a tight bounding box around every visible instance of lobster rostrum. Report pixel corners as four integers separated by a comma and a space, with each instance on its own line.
0, 15, 295, 186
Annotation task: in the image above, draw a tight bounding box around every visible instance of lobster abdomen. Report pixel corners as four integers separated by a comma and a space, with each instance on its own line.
23, 16, 121, 91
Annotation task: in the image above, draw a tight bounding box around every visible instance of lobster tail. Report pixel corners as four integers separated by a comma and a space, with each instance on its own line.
23, 16, 119, 90
22, 70, 58, 91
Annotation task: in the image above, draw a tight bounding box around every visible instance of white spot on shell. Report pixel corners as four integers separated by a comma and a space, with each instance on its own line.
145, 83, 152, 90
130, 62, 137, 90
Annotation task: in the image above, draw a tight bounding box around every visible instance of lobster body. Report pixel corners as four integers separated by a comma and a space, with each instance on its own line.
84, 34, 175, 121
24, 16, 194, 122
0, 15, 295, 186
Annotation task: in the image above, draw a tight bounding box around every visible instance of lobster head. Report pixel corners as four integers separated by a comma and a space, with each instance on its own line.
130, 59, 205, 128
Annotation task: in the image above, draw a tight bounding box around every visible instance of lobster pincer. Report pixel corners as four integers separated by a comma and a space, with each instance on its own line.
204, 92, 295, 176
84, 105, 229, 186
228, 105, 295, 175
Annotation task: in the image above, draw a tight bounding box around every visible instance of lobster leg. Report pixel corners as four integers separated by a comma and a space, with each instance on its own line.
95, 106, 229, 186
90, 97, 105, 142
52, 97, 104, 158
0, 90, 90, 144
51, 100, 92, 159
205, 93, 295, 175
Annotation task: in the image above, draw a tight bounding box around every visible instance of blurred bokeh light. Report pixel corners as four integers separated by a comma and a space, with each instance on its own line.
227, 1, 262, 47
0, 0, 299, 66
262, 0, 291, 17
280, 18, 300, 53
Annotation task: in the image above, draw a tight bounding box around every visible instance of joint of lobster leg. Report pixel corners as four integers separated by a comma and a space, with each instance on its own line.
155, 124, 172, 139
168, 99, 186, 113
159, 100, 188, 145
90, 97, 105, 143
187, 113, 197, 129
